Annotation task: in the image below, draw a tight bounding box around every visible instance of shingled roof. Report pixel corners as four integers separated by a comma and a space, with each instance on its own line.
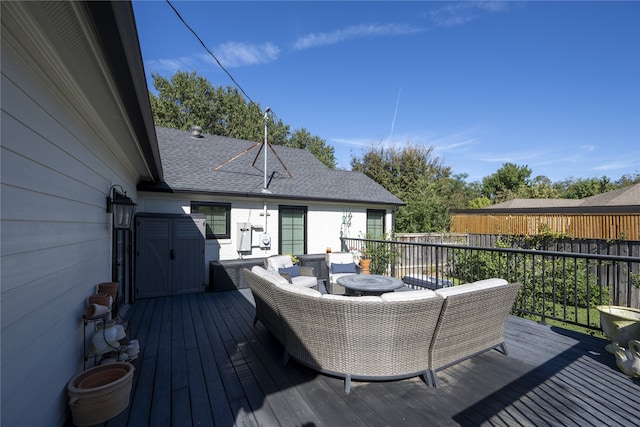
138, 126, 405, 206
475, 183, 640, 214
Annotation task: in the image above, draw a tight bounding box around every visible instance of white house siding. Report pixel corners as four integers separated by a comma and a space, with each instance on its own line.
139, 193, 393, 282
1, 4, 143, 427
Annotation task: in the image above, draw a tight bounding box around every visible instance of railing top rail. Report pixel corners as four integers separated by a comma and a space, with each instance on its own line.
341, 237, 640, 263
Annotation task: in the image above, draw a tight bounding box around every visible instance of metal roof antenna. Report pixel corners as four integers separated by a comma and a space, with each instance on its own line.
212, 107, 292, 180
261, 107, 272, 194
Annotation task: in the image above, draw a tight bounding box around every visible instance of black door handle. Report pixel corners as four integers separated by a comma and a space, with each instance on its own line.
170, 249, 175, 260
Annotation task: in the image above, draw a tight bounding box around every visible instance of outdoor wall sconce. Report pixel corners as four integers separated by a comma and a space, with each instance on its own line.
106, 185, 136, 229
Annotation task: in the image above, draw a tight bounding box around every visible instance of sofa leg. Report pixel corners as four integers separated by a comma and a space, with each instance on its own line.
421, 372, 431, 387
498, 342, 509, 356
425, 370, 439, 388
344, 374, 351, 394
282, 352, 290, 366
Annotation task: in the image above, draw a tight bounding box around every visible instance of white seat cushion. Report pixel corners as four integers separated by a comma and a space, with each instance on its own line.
266, 255, 293, 270
325, 252, 357, 267
472, 278, 508, 289
252, 265, 290, 286
435, 283, 481, 298
280, 285, 322, 298
381, 289, 438, 301
291, 275, 318, 288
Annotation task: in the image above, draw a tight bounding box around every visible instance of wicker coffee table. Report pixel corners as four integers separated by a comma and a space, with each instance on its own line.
337, 274, 404, 296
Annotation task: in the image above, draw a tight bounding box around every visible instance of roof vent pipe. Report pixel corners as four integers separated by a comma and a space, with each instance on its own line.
190, 125, 203, 138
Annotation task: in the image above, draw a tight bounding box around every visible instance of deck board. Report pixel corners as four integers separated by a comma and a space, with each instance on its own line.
84, 289, 640, 427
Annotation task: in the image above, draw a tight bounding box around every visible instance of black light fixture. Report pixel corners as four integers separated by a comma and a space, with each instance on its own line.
106, 185, 136, 229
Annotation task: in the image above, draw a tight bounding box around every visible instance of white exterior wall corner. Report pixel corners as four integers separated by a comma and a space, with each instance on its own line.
1, 4, 147, 427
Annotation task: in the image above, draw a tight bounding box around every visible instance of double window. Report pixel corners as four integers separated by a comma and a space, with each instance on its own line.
191, 202, 231, 239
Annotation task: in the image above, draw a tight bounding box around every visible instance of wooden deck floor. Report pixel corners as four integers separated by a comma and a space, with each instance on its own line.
90, 290, 640, 427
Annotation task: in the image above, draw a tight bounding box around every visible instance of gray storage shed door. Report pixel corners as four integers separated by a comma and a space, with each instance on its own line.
135, 214, 206, 299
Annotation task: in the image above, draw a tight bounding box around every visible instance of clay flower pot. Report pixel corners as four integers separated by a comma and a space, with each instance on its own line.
88, 293, 111, 309
98, 282, 118, 303
67, 362, 134, 426
359, 258, 372, 274
84, 304, 109, 320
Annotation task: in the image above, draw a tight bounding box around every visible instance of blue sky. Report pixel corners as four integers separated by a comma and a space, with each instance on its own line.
132, 1, 639, 183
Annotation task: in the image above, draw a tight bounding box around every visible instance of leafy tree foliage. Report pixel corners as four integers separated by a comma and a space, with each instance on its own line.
526, 175, 560, 199
553, 176, 618, 199
481, 163, 532, 202
287, 128, 336, 168
149, 71, 336, 167
351, 144, 459, 232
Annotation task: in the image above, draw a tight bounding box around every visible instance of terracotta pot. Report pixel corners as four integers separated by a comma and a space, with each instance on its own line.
98, 282, 118, 303
85, 304, 109, 320
67, 362, 134, 426
360, 258, 372, 274
88, 293, 111, 308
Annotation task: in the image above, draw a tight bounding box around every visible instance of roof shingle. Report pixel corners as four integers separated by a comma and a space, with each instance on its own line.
141, 127, 405, 206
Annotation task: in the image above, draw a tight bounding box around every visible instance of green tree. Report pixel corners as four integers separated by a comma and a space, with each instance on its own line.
555, 177, 617, 199
287, 128, 336, 168
150, 71, 216, 131
149, 71, 336, 167
350, 143, 456, 232
482, 163, 532, 202
150, 71, 290, 143
526, 175, 560, 199
468, 196, 492, 209
616, 173, 640, 187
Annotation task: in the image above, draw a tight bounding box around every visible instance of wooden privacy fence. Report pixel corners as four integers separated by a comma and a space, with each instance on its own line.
450, 212, 640, 240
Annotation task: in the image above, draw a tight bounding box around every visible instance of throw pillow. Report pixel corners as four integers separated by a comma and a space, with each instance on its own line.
279, 265, 301, 278
331, 262, 357, 274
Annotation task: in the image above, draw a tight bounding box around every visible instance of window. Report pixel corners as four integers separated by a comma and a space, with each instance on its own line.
366, 209, 386, 239
191, 202, 231, 239
279, 206, 307, 255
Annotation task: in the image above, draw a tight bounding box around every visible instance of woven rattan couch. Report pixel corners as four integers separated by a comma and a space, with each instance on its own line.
244, 266, 521, 392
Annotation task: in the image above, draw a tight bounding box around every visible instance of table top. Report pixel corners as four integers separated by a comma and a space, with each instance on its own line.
336, 274, 404, 293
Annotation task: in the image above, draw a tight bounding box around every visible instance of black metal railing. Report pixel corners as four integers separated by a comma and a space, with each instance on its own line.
341, 237, 640, 331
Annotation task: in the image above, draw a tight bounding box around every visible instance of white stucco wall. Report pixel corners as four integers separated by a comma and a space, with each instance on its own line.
139, 193, 394, 281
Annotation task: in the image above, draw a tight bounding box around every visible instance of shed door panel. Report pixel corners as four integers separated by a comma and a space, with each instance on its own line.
135, 218, 171, 299
136, 215, 205, 299
172, 216, 205, 294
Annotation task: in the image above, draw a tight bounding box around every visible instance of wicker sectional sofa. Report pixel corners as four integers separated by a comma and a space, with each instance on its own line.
244, 266, 521, 392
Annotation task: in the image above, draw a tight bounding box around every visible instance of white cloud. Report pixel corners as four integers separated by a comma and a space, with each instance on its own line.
329, 137, 373, 148
592, 160, 637, 171
209, 42, 281, 67
429, 1, 511, 28
293, 23, 423, 50
146, 42, 280, 74
145, 57, 199, 74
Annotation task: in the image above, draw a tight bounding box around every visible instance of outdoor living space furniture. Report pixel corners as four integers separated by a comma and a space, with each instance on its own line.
426, 278, 522, 387
244, 266, 521, 393
337, 274, 404, 296
325, 251, 360, 294
264, 255, 318, 288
